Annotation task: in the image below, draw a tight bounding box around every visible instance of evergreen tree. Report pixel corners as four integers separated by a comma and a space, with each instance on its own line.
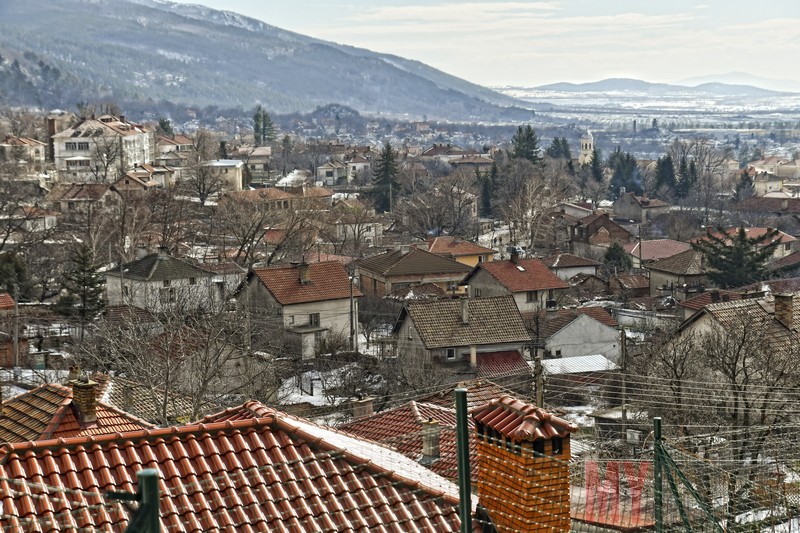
372, 142, 400, 212
590, 148, 604, 182
603, 242, 633, 275
676, 156, 691, 199
691, 226, 781, 288
261, 110, 276, 143
546, 137, 562, 158
510, 125, 542, 164
0, 253, 34, 301
559, 137, 572, 159
609, 147, 641, 196
654, 154, 677, 193
157, 117, 174, 136
252, 105, 264, 145
56, 244, 105, 338
734, 172, 755, 201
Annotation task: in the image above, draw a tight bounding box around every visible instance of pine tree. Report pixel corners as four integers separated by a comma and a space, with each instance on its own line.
56, 244, 105, 338
261, 110, 276, 143
510, 125, 542, 164
590, 148, 604, 182
372, 142, 400, 213
691, 226, 781, 288
252, 105, 264, 146
559, 137, 572, 160
480, 162, 497, 216
655, 155, 677, 193
603, 242, 632, 275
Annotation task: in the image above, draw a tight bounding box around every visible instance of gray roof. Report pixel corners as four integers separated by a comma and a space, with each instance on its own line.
358, 248, 471, 277
105, 253, 213, 282
398, 295, 531, 349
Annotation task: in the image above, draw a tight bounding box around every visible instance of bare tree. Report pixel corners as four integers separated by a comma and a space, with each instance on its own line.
182, 129, 225, 205
396, 170, 477, 239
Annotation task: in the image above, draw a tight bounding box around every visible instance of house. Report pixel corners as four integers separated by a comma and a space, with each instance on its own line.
751, 169, 784, 196
425, 235, 496, 267
392, 295, 531, 383
203, 159, 245, 192
316, 158, 348, 185
677, 289, 744, 320
449, 154, 494, 173
645, 248, 707, 301
51, 114, 154, 180
733, 196, 800, 218
0, 401, 472, 531
46, 183, 114, 214
462, 250, 570, 312
104, 247, 220, 312
241, 261, 361, 358
612, 192, 671, 223
344, 153, 372, 180
623, 239, 692, 269
608, 273, 650, 299
230, 144, 272, 181
693, 227, 796, 260
541, 251, 601, 281
0, 377, 152, 443
0, 135, 47, 172
570, 212, 631, 257
357, 247, 472, 297
524, 307, 621, 362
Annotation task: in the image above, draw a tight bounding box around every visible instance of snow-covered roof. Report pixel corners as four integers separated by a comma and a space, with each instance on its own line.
538, 354, 619, 375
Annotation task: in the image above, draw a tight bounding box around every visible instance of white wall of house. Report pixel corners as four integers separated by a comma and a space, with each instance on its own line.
106, 274, 220, 313
545, 314, 620, 363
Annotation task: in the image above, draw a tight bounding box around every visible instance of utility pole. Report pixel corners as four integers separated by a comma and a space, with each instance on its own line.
12, 283, 19, 370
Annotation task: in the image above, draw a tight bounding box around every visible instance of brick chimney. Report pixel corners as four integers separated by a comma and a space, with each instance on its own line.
298, 261, 311, 285
420, 418, 441, 465
472, 396, 577, 532
70, 376, 98, 425
774, 293, 794, 329
351, 396, 374, 419
461, 297, 469, 324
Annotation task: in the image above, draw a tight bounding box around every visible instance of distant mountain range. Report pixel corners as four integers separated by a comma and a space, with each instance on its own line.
0, 0, 533, 121
531, 77, 793, 97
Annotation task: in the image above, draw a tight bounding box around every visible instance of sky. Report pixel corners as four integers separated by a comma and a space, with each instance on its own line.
168, 0, 800, 91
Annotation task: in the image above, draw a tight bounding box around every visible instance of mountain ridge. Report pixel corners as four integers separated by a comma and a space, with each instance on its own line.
0, 0, 532, 121
530, 77, 792, 97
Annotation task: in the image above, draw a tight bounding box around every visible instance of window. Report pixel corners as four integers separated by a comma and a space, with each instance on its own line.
189, 277, 197, 285
163, 280, 171, 287
526, 290, 537, 302
288, 315, 294, 325
159, 288, 176, 303
555, 349, 562, 357
474, 288, 482, 297
478, 255, 484, 263
551, 436, 563, 455
78, 142, 89, 150
785, 243, 791, 252
446, 348, 456, 360
325, 170, 334, 178
309, 313, 320, 326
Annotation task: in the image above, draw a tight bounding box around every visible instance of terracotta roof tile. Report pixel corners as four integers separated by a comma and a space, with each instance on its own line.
91, 374, 201, 424
475, 351, 530, 379
471, 396, 578, 441
426, 236, 496, 258
359, 248, 471, 277
646, 249, 705, 275
338, 401, 474, 480
623, 239, 691, 262
0, 383, 152, 443
465, 259, 569, 292
693, 227, 796, 245
541, 253, 601, 269
679, 290, 743, 311
611, 273, 649, 290
417, 380, 519, 411
399, 295, 531, 349
252, 261, 362, 305
0, 292, 14, 310
772, 251, 800, 271
0, 405, 470, 532
523, 307, 618, 339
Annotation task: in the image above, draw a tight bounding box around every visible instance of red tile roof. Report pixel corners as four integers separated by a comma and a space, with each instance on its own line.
541, 253, 601, 269
475, 351, 530, 379
693, 227, 796, 246
0, 383, 152, 443
0, 405, 469, 532
466, 258, 569, 292
623, 239, 691, 262
427, 236, 496, 258
252, 261, 362, 305
338, 401, 473, 480
679, 289, 743, 311
471, 396, 578, 441
0, 292, 14, 310
611, 273, 649, 290
417, 379, 519, 411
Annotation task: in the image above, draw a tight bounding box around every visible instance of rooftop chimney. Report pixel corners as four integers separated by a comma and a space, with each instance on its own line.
157, 245, 169, 257
710, 290, 720, 303
774, 293, 794, 329
420, 418, 441, 465
509, 246, 520, 264
473, 397, 577, 533
70, 376, 98, 426
461, 297, 469, 324
67, 365, 80, 382
298, 261, 311, 284
351, 396, 374, 420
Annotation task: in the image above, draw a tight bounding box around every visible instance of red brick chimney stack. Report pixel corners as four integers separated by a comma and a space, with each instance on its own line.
472, 395, 577, 532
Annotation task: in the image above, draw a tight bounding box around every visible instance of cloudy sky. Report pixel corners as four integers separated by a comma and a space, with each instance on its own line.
169, 0, 800, 91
